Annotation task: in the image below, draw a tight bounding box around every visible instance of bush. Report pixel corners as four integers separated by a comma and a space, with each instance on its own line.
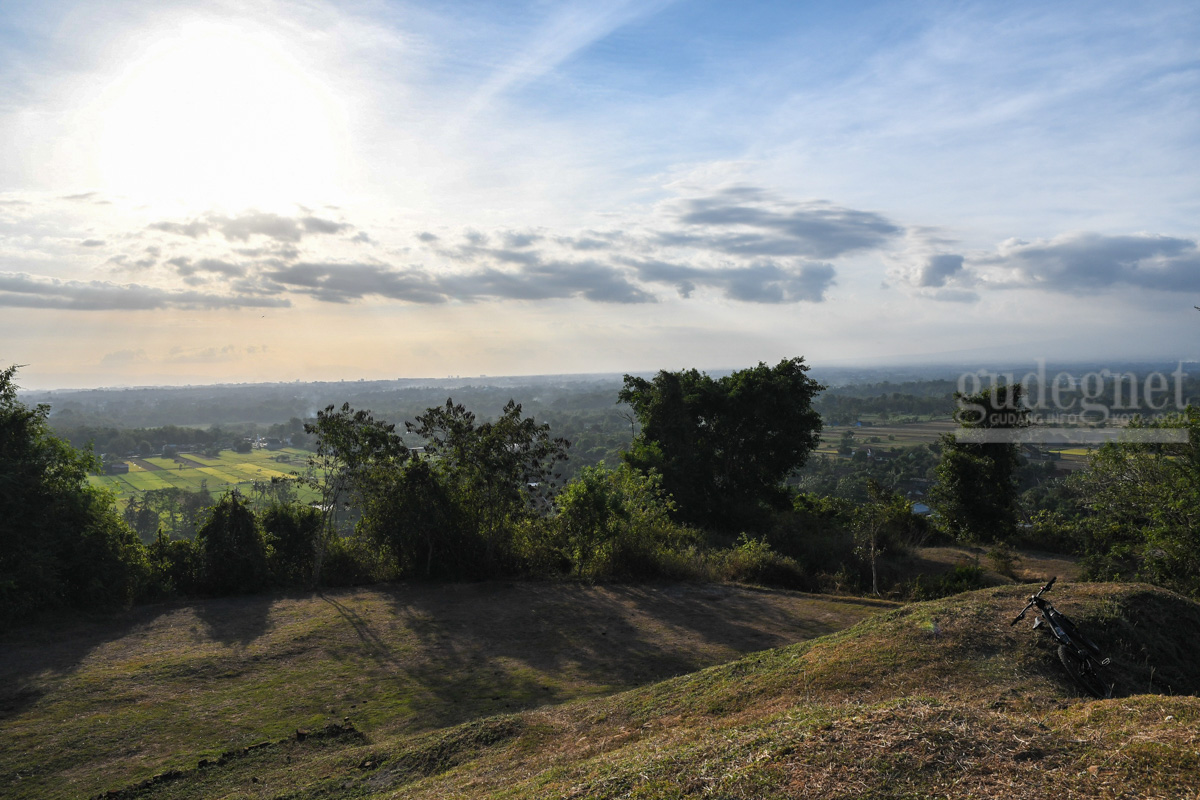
144, 532, 201, 599
711, 535, 807, 589
551, 464, 698, 580
513, 518, 571, 577
321, 533, 396, 586
764, 495, 858, 577
909, 563, 986, 600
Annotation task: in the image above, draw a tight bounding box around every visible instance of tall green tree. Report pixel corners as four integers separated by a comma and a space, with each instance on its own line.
195, 491, 268, 595
304, 403, 408, 586
618, 357, 824, 528
930, 383, 1028, 542
357, 456, 462, 578
1067, 409, 1200, 597
407, 399, 569, 574
1, 365, 146, 622
260, 501, 322, 586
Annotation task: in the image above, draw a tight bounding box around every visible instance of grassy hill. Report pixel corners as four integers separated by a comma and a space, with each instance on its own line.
3, 582, 1198, 799
0, 582, 890, 799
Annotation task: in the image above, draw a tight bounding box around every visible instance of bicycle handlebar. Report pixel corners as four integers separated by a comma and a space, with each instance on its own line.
1010, 576, 1057, 626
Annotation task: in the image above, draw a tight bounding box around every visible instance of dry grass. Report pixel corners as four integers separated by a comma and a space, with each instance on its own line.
3, 581, 1197, 799
0, 582, 889, 799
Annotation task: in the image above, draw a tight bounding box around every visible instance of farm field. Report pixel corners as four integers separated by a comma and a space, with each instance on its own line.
815, 419, 1093, 469
88, 447, 316, 507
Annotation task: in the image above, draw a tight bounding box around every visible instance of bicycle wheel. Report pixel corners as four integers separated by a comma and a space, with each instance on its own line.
1058, 645, 1110, 698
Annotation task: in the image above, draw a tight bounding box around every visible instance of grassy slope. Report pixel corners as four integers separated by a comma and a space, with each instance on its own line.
0, 582, 890, 799
37, 581, 1199, 800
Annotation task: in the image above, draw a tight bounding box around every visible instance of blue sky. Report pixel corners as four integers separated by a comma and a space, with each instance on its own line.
1, 0, 1198, 388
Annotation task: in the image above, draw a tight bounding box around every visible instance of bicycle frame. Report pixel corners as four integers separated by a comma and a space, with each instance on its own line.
1012, 577, 1112, 698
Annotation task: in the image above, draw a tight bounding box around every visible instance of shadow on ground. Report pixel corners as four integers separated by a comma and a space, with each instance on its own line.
0, 604, 172, 720
370, 582, 891, 729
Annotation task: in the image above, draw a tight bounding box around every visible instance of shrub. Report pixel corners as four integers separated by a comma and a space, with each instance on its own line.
321, 533, 396, 586
551, 464, 698, 580
910, 563, 986, 600
712, 535, 807, 589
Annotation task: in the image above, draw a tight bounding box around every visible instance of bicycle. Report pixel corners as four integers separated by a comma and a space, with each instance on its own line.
1011, 576, 1113, 699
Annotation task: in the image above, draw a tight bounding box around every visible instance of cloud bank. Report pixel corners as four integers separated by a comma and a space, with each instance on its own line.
17, 189, 1199, 317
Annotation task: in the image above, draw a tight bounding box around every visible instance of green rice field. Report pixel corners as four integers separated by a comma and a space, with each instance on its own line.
815, 420, 1092, 468
88, 447, 317, 507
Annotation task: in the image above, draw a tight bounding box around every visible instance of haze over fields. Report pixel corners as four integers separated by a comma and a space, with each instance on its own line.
2, 1, 1198, 388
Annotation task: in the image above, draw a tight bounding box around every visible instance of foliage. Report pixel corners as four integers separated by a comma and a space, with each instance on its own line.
261, 501, 321, 586
930, 383, 1028, 543
550, 463, 695, 579
854, 481, 924, 595
305, 403, 409, 585
321, 531, 397, 586
194, 491, 269, 595
123, 485, 214, 542
407, 399, 569, 574
1, 365, 148, 623
619, 357, 824, 528
712, 534, 807, 588
144, 529, 201, 598
358, 456, 466, 578
1067, 409, 1200, 597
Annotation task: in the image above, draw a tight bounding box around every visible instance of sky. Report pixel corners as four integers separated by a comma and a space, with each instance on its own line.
1, 0, 1198, 389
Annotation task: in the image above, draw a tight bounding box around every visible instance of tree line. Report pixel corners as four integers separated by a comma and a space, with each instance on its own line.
5, 358, 1199, 628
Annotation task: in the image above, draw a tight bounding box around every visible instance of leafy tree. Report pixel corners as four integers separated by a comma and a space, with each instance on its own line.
260, 501, 321, 586
1068, 409, 1200, 597
145, 529, 200, 598
195, 491, 268, 595
930, 383, 1028, 543
1, 365, 147, 622
553, 463, 690, 578
123, 495, 162, 542
357, 456, 462, 578
304, 403, 408, 585
855, 481, 926, 596
140, 485, 213, 540
618, 357, 824, 528
407, 399, 569, 574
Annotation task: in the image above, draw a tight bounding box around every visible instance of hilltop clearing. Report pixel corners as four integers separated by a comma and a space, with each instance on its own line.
0, 582, 890, 799
18, 581, 1198, 800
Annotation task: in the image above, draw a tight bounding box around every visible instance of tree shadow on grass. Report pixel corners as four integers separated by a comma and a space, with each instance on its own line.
0, 603, 174, 721
366, 581, 890, 732
191, 592, 275, 649
0, 591, 278, 724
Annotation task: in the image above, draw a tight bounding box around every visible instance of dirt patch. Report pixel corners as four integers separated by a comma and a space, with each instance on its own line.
911, 545, 1081, 583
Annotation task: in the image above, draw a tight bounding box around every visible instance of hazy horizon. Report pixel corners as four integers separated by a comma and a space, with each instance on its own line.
17, 357, 1200, 394
3, 1, 1198, 390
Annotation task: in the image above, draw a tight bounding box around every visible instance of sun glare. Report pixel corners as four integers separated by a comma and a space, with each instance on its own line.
97, 23, 347, 209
